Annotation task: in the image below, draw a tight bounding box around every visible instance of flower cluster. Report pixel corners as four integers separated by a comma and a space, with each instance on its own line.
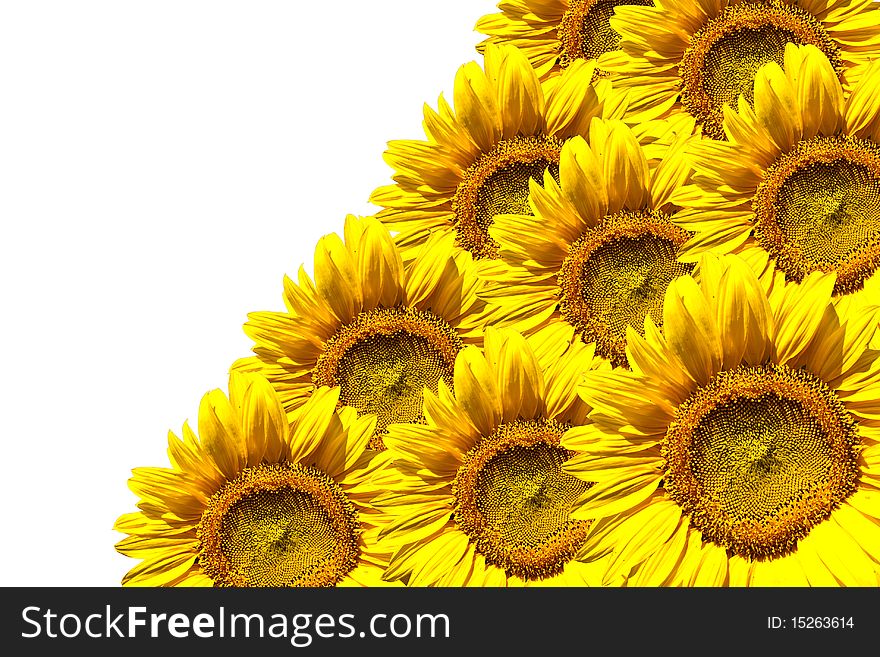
116, 1, 880, 587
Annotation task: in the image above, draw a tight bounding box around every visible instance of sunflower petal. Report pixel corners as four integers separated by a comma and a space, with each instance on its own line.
351, 216, 404, 310
787, 44, 843, 140
454, 346, 503, 436
313, 232, 362, 323
753, 60, 802, 152
571, 472, 661, 519
287, 387, 341, 467
602, 120, 650, 213
663, 275, 723, 385
197, 389, 245, 481
454, 60, 501, 152
483, 327, 544, 421
559, 135, 606, 225
495, 45, 543, 138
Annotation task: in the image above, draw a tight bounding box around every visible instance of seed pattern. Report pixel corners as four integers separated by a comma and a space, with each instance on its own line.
452, 419, 592, 580
197, 463, 361, 587
557, 210, 692, 368
663, 364, 861, 561
558, 0, 653, 71
679, 2, 840, 139
754, 135, 880, 295
452, 135, 563, 259
313, 307, 463, 449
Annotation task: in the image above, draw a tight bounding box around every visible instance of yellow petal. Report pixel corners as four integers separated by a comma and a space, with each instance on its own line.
692, 544, 729, 586
122, 553, 197, 587
287, 387, 341, 467
559, 135, 606, 225
352, 216, 404, 309
601, 120, 650, 213
453, 60, 501, 152
314, 232, 362, 323
753, 60, 801, 152
832, 504, 880, 564
237, 372, 287, 466
483, 327, 544, 422
407, 531, 472, 587
495, 44, 543, 138
526, 173, 585, 242
571, 472, 661, 519
700, 254, 772, 368
543, 60, 602, 138
786, 43, 843, 140
808, 520, 877, 586
750, 555, 809, 586
404, 232, 456, 308
453, 346, 502, 437
602, 500, 683, 583
629, 516, 689, 586
564, 453, 659, 482
772, 271, 835, 365
662, 275, 723, 386
197, 389, 245, 481
845, 58, 880, 139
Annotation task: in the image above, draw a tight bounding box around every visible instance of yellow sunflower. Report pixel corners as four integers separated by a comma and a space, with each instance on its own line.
564, 253, 880, 586
476, 0, 653, 80
114, 374, 390, 587
376, 328, 614, 586
678, 44, 880, 314
480, 117, 697, 368
233, 215, 484, 449
599, 0, 880, 139
369, 43, 629, 260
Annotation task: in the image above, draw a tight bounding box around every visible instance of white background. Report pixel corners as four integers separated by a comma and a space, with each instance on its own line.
0, 1, 491, 586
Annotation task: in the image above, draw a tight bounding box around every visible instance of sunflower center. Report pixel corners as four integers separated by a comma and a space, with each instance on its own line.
754, 136, 880, 295
557, 210, 692, 368
312, 307, 462, 449
558, 0, 653, 69
197, 463, 360, 587
663, 364, 860, 561
679, 2, 840, 139
452, 135, 562, 259
452, 419, 592, 580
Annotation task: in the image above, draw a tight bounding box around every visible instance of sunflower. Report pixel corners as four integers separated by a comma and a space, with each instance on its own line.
369, 43, 629, 260
233, 215, 484, 450
475, 0, 653, 80
677, 44, 880, 314
599, 0, 880, 139
375, 328, 614, 586
114, 374, 391, 587
480, 117, 697, 368
564, 253, 880, 586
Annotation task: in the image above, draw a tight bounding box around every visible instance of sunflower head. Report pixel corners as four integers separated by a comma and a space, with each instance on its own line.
370, 43, 630, 260
476, 0, 654, 81
376, 327, 615, 586
480, 116, 697, 368
234, 215, 485, 449
115, 373, 391, 587
565, 253, 880, 586
598, 0, 877, 139
679, 43, 880, 309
